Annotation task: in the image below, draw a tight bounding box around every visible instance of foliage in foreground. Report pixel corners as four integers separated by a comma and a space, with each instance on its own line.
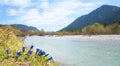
0, 28, 57, 66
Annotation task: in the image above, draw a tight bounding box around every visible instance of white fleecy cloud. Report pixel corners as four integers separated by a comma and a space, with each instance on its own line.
0, 0, 33, 7
5, 0, 103, 31
21, 0, 97, 25
7, 8, 26, 16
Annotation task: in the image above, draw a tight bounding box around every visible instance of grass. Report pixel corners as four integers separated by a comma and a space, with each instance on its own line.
0, 28, 57, 66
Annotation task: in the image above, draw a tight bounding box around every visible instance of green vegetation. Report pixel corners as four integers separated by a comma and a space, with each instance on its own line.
58, 21, 120, 35
1, 21, 120, 37
82, 23, 105, 35
27, 29, 46, 36
0, 27, 57, 66
82, 22, 120, 35
0, 25, 47, 36
0, 25, 26, 36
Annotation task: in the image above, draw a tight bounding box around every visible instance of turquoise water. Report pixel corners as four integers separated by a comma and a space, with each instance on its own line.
24, 36, 120, 66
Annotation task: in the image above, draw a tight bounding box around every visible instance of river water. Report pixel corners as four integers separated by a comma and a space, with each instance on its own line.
24, 36, 120, 66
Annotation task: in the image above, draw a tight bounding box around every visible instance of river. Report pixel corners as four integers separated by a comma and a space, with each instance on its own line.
24, 35, 120, 66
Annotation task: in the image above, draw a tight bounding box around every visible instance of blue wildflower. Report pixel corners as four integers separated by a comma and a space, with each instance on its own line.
16, 52, 21, 57
36, 48, 40, 54
40, 51, 46, 55
48, 56, 53, 61
38, 50, 42, 56
22, 46, 26, 52
6, 49, 10, 54
30, 45, 34, 50
28, 50, 33, 55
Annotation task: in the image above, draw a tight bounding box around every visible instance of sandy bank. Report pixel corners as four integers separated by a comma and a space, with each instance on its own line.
53, 35, 120, 41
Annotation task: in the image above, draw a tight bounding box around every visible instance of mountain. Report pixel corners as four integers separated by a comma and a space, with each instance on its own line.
11, 24, 39, 32
62, 5, 120, 30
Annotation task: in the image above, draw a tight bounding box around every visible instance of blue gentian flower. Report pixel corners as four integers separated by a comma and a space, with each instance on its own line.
30, 45, 34, 50
38, 50, 42, 56
16, 52, 21, 57
22, 46, 26, 52
40, 51, 46, 55
6, 49, 10, 54
28, 50, 33, 54
36, 48, 40, 54
48, 56, 53, 60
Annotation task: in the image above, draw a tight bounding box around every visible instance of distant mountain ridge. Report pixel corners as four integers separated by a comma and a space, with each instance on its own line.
11, 24, 39, 32
62, 5, 120, 30
0, 24, 39, 32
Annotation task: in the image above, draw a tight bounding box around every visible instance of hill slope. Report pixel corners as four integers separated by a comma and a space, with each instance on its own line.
63, 5, 120, 30
11, 24, 39, 32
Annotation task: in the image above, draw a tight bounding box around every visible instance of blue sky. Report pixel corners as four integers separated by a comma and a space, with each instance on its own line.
0, 0, 120, 31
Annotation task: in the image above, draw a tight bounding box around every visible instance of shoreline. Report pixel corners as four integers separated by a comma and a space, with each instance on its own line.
47, 35, 120, 41
25, 35, 120, 41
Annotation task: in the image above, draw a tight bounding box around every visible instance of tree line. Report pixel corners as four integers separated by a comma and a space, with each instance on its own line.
57, 21, 120, 35
0, 21, 120, 36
